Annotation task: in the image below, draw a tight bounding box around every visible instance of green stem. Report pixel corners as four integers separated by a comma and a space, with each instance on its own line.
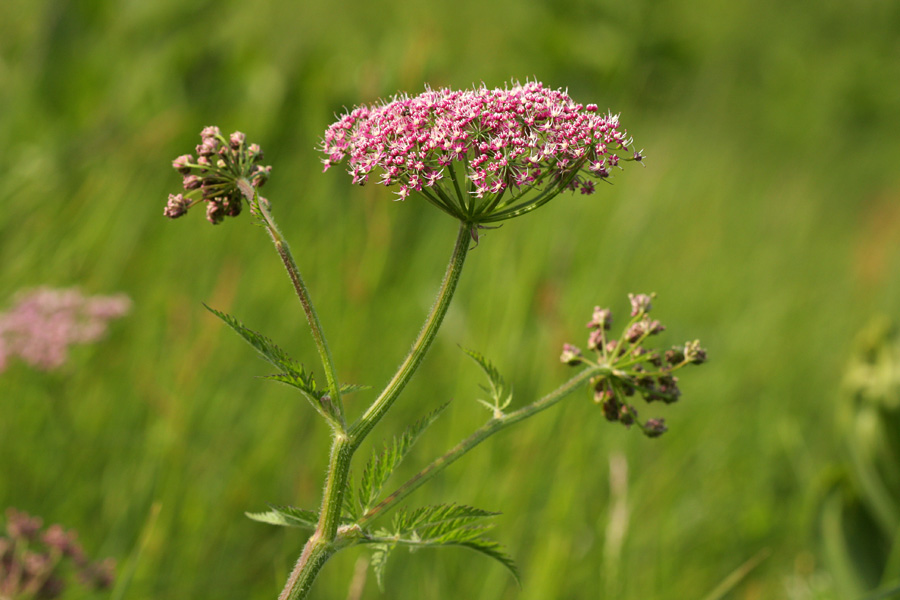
359, 365, 600, 525
278, 532, 335, 600
278, 433, 354, 600
277, 219, 471, 600
248, 187, 345, 426
349, 220, 471, 446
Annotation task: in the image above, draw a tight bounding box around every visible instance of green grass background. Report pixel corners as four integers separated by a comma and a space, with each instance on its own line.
2, 0, 900, 598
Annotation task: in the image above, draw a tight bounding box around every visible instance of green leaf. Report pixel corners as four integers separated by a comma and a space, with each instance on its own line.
462, 348, 513, 411
343, 472, 359, 521
364, 503, 519, 584
369, 541, 395, 591
205, 305, 319, 396
339, 383, 371, 396
453, 537, 520, 583
245, 505, 318, 530
393, 503, 499, 533
356, 403, 449, 515
261, 372, 319, 398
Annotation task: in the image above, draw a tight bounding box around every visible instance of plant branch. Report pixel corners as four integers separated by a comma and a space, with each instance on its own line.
359, 365, 600, 525
243, 182, 345, 426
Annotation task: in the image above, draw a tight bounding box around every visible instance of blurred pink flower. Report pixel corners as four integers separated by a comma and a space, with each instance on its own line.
0, 288, 130, 373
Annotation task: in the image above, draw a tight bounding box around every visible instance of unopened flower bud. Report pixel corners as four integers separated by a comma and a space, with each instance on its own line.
230, 131, 246, 149
684, 340, 707, 364
599, 394, 620, 421
587, 328, 604, 350
625, 321, 646, 343
594, 385, 614, 404
647, 320, 665, 335
163, 194, 189, 218
560, 343, 583, 366
628, 293, 653, 317
643, 418, 667, 438
200, 125, 221, 138
206, 201, 225, 225
665, 346, 685, 365
172, 154, 193, 175
586, 306, 612, 330
619, 404, 636, 425
196, 137, 218, 157
655, 374, 681, 403
183, 175, 202, 190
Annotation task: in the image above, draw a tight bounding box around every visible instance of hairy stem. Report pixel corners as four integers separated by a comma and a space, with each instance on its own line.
349, 221, 471, 446
246, 185, 345, 426
359, 365, 600, 525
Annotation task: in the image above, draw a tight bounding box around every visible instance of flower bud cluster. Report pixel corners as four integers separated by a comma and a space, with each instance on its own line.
0, 288, 131, 373
559, 293, 707, 437
1, 508, 115, 598
165, 126, 272, 224
321, 81, 641, 224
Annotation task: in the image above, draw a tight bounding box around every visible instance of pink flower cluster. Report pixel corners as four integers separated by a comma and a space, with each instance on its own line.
0, 288, 131, 373
166, 127, 271, 224
321, 81, 640, 222
2, 508, 115, 598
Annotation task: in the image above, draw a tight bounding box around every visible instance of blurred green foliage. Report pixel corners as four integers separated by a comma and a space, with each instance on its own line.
1, 0, 899, 598
819, 318, 900, 598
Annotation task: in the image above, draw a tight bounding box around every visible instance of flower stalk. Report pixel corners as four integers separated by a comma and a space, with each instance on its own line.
349, 220, 470, 445
250, 189, 346, 425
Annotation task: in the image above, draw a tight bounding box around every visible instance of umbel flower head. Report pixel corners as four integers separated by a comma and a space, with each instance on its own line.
165, 127, 272, 224
321, 81, 642, 226
1, 507, 115, 598
0, 288, 131, 373
560, 293, 707, 438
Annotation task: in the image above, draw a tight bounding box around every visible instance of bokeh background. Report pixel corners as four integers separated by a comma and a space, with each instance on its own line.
2, 0, 900, 598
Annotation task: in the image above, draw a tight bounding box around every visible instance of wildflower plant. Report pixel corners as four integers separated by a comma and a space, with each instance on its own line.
163, 82, 705, 599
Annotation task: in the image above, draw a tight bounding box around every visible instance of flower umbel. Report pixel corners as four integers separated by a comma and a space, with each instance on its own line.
0, 288, 131, 373
166, 127, 272, 224
561, 293, 707, 437
321, 81, 640, 224
1, 508, 115, 599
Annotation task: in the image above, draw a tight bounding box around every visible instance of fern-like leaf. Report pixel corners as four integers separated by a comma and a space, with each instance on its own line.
393, 503, 499, 532
453, 537, 520, 583
369, 540, 395, 591
205, 305, 319, 394
245, 505, 318, 530
363, 503, 519, 584
261, 372, 319, 398
339, 383, 371, 396
462, 348, 513, 411
356, 403, 449, 515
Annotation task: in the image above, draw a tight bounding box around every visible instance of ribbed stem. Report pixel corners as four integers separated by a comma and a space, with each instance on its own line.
349, 221, 471, 446
251, 191, 345, 426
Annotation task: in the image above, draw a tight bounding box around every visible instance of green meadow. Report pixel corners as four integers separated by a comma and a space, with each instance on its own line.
2, 0, 899, 598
